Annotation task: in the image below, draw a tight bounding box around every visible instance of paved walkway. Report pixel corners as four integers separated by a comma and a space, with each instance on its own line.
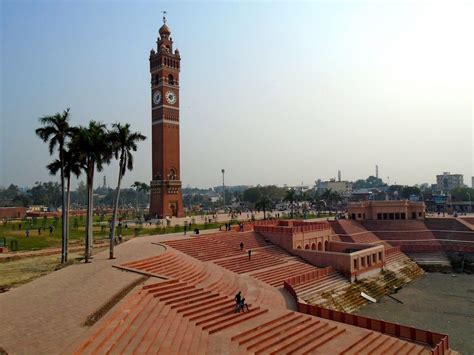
0, 232, 203, 354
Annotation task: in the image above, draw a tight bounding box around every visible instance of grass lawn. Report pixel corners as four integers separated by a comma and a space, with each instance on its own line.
0, 216, 222, 251
0, 247, 105, 290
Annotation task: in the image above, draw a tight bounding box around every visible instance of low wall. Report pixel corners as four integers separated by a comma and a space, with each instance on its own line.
298, 303, 449, 354
291, 244, 384, 281
283, 280, 450, 354
327, 241, 373, 253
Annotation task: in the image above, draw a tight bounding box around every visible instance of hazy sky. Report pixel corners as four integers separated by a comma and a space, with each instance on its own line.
1, 0, 473, 189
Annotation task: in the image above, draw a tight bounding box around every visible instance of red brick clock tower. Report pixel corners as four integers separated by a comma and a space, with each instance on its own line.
149, 17, 185, 218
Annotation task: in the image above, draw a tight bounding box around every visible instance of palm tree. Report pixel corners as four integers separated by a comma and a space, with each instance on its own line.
109, 123, 146, 259
72, 121, 111, 262
46, 146, 82, 262
255, 195, 273, 220
35, 108, 73, 264
284, 188, 297, 218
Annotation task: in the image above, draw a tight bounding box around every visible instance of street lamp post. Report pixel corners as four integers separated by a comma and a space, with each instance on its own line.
221, 169, 225, 213
467, 192, 471, 213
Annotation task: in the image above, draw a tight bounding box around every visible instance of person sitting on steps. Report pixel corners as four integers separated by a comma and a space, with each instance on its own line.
240, 297, 249, 312
234, 291, 242, 313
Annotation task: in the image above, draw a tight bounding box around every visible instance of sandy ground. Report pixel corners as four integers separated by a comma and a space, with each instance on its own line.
355, 273, 474, 354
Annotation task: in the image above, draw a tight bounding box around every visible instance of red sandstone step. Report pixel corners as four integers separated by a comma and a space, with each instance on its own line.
135, 300, 173, 353
340, 332, 381, 354
174, 294, 226, 313
142, 278, 179, 290
170, 292, 220, 310
170, 316, 195, 354
151, 284, 195, 297
231, 312, 295, 343
207, 308, 269, 334
74, 290, 144, 353
164, 289, 213, 305
246, 317, 313, 351
182, 298, 233, 318
158, 312, 190, 353
196, 328, 209, 354
189, 303, 235, 322
95, 292, 155, 353
252, 318, 320, 354
373, 337, 399, 354
158, 287, 206, 302
251, 263, 315, 281
290, 326, 346, 354
266, 321, 328, 354
145, 307, 180, 353
145, 281, 188, 294
201, 306, 263, 330
110, 296, 163, 353
124, 301, 167, 352
177, 316, 199, 354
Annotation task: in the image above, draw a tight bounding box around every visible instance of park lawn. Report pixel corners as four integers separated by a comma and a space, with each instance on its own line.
0, 219, 222, 251
0, 247, 107, 290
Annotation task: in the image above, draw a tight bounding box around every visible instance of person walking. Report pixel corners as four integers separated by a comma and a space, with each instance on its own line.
25, 229, 30, 238
234, 291, 242, 313
248, 249, 252, 260
240, 242, 244, 251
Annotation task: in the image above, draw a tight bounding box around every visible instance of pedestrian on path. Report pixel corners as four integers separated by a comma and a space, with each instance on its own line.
240, 242, 244, 251
25, 229, 30, 238
248, 249, 252, 260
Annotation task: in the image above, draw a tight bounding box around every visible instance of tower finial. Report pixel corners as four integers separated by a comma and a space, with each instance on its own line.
162, 11, 167, 25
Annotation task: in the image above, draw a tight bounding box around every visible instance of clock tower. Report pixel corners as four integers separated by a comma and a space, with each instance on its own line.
149, 17, 184, 218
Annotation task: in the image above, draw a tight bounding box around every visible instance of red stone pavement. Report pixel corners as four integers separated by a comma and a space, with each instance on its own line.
0, 232, 198, 354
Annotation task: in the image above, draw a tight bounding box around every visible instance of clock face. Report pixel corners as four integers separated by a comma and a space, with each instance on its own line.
152, 91, 161, 105
165, 91, 177, 105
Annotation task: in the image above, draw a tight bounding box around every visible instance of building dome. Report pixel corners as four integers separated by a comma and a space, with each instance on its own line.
159, 24, 171, 36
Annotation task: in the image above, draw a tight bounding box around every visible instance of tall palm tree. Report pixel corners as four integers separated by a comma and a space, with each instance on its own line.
109, 123, 146, 259
284, 188, 297, 218
255, 195, 273, 220
72, 121, 111, 262
35, 108, 73, 264
46, 146, 82, 262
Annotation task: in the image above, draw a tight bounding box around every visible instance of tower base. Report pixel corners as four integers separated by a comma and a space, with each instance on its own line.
149, 179, 185, 218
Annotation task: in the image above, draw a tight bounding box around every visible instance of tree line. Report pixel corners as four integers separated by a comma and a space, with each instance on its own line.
35, 108, 146, 264
0, 181, 150, 209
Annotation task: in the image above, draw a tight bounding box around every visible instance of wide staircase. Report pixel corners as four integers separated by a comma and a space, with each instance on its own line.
330, 220, 386, 245
290, 250, 424, 313
163, 231, 271, 262
250, 261, 319, 287
163, 232, 325, 286
362, 219, 474, 243
74, 248, 433, 354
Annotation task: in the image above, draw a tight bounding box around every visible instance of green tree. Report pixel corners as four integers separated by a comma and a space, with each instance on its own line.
35, 108, 73, 263
72, 121, 111, 263
255, 195, 273, 220
450, 187, 474, 201
284, 188, 297, 218
108, 123, 146, 259
46, 146, 82, 262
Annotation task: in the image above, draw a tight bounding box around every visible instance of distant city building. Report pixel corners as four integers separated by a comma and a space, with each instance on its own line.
347, 200, 425, 221
436, 172, 464, 192
316, 179, 352, 197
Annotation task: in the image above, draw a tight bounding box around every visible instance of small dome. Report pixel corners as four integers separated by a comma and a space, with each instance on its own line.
159, 24, 171, 35
174, 48, 180, 56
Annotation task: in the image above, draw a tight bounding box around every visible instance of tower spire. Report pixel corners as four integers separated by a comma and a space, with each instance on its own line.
162, 11, 167, 25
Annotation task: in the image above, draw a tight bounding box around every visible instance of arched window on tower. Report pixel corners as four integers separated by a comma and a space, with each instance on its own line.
155, 74, 160, 85
168, 74, 174, 85
168, 169, 177, 180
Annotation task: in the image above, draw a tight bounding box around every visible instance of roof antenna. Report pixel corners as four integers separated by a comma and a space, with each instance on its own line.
162, 11, 167, 25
